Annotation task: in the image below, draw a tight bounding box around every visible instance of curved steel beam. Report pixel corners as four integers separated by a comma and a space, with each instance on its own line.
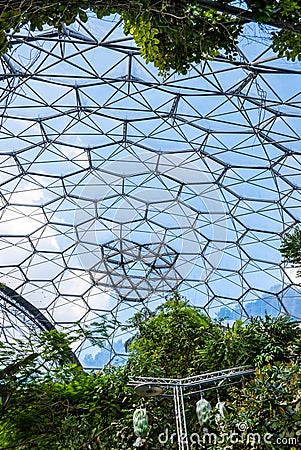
0, 284, 81, 366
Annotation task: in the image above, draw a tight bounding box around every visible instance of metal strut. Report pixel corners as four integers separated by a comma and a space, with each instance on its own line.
131, 366, 255, 450
173, 385, 189, 450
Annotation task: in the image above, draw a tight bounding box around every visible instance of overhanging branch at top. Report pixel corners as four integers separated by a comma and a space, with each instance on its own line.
195, 0, 301, 32
193, 0, 301, 32
1, 0, 301, 32
0, 2, 301, 79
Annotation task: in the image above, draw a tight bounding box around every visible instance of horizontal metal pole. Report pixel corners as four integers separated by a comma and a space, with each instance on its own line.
129, 365, 254, 390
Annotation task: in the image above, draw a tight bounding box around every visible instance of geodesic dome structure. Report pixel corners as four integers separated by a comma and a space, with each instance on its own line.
0, 14, 301, 365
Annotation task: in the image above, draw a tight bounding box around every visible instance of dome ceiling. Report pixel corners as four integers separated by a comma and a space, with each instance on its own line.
0, 15, 300, 364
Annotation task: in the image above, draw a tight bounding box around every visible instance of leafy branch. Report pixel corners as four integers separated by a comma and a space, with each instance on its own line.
280, 226, 301, 278
0, 1, 301, 75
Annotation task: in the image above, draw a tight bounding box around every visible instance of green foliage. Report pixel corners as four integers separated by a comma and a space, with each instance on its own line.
126, 295, 301, 377
247, 314, 301, 365
1, 293, 301, 448
126, 293, 219, 377
246, 0, 301, 21
0, 328, 135, 449
0, 330, 76, 402
205, 314, 301, 370
218, 362, 301, 449
280, 226, 301, 266
246, 0, 301, 62
82, 315, 120, 348
123, 2, 242, 75
272, 28, 301, 62
280, 225, 301, 281
0, 365, 134, 449
0, 1, 301, 74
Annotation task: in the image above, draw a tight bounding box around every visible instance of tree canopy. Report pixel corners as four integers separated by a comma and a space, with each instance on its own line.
0, 1, 301, 74
281, 226, 301, 277
1, 293, 301, 449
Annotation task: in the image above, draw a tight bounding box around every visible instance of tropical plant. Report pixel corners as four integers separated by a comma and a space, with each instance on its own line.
280, 226, 301, 278
126, 295, 301, 376
0, 329, 135, 449
216, 362, 301, 449
1, 292, 301, 448
125, 292, 220, 377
